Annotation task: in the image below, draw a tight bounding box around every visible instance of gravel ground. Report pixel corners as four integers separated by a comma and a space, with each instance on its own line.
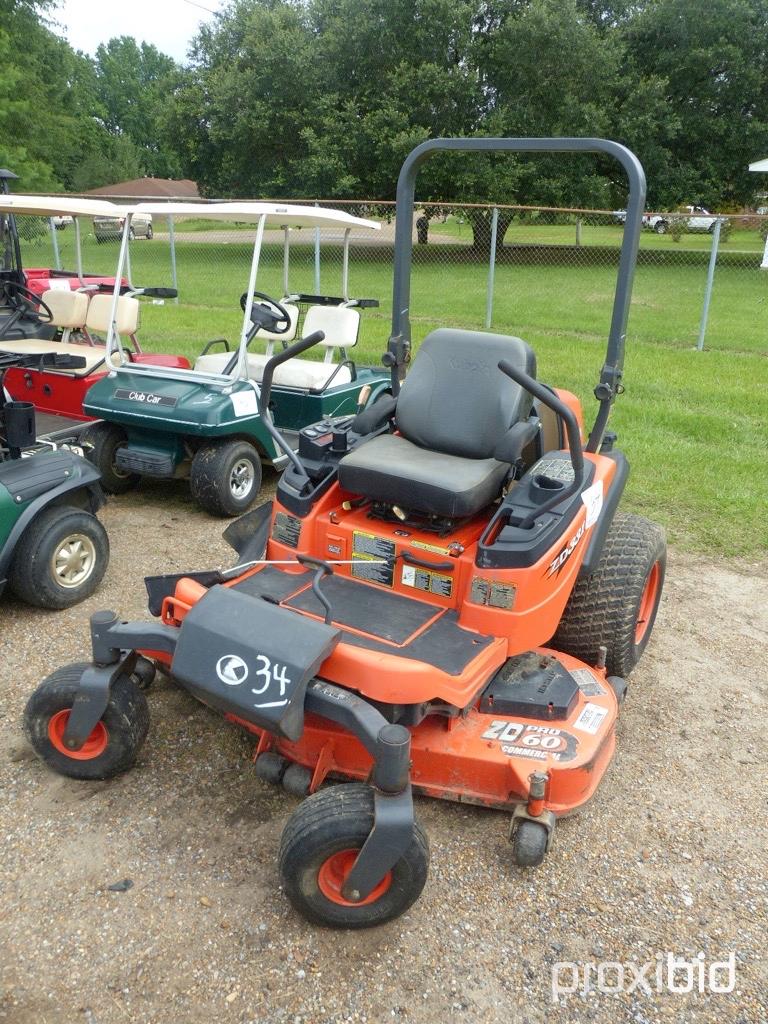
1, 476, 766, 1024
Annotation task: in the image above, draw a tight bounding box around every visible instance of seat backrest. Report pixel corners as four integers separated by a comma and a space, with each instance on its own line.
302, 305, 360, 350
86, 293, 140, 335
396, 328, 536, 460
41, 288, 89, 329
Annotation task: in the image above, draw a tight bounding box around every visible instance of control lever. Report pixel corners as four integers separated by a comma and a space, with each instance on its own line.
355, 384, 372, 415
497, 359, 586, 528
257, 330, 325, 484
296, 555, 334, 624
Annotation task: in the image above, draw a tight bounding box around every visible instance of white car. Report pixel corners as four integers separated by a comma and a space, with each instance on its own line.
643, 205, 718, 234
51, 215, 73, 229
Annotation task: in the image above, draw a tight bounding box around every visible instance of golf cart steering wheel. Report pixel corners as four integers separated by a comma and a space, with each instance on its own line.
2, 281, 54, 323
239, 290, 292, 335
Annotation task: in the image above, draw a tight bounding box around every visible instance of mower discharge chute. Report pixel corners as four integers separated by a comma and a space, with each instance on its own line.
24, 138, 667, 928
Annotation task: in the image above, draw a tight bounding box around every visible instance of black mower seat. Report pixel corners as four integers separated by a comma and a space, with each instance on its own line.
339, 328, 536, 519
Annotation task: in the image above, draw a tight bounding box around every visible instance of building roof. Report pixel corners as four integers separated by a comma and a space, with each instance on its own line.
84, 177, 200, 198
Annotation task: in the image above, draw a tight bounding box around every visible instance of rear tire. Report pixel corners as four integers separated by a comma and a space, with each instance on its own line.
82, 422, 140, 494
654, 220, 667, 234
145, 224, 153, 240
279, 784, 429, 928
552, 512, 666, 677
190, 440, 262, 517
9, 506, 109, 609
24, 663, 149, 780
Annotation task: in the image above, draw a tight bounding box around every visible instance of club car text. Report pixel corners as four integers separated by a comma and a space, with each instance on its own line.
114, 388, 177, 408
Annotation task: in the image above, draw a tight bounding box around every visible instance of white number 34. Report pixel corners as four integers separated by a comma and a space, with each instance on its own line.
251, 655, 292, 709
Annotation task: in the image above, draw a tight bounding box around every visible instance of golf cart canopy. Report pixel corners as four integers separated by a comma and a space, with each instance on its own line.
0, 194, 128, 288
132, 201, 380, 232
0, 195, 126, 219
103, 201, 380, 384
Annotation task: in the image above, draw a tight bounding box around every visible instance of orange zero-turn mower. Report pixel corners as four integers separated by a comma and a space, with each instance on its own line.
24, 138, 666, 929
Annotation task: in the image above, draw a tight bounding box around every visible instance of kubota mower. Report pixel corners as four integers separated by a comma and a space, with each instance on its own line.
24, 139, 666, 928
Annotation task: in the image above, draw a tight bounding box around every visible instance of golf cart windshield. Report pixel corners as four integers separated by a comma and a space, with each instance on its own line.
101, 201, 380, 386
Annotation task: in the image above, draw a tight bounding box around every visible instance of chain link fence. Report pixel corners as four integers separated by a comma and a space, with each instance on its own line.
10, 200, 768, 363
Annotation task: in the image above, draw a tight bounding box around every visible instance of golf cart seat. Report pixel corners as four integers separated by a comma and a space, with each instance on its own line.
194, 303, 358, 391
40, 288, 90, 342
0, 338, 107, 371
338, 328, 536, 518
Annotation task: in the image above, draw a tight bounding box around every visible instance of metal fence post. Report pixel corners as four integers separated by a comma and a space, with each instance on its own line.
48, 218, 61, 270
484, 206, 499, 329
575, 216, 582, 246
168, 214, 179, 303
696, 217, 722, 351
314, 201, 321, 293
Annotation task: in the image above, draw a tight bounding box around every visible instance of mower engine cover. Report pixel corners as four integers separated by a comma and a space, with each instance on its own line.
171, 585, 340, 740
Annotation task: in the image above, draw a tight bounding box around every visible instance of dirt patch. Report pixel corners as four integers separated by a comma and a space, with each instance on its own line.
1, 481, 766, 1024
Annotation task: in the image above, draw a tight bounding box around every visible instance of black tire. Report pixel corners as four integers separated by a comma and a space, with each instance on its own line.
131, 656, 157, 691
279, 784, 429, 928
9, 506, 109, 609
24, 663, 149, 780
553, 512, 666, 677
81, 422, 140, 494
512, 819, 549, 867
145, 224, 153, 240
654, 220, 667, 234
282, 762, 312, 797
190, 440, 262, 517
128, 226, 136, 241
255, 751, 288, 784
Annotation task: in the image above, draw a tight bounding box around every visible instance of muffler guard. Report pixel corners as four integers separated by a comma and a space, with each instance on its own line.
172, 586, 340, 740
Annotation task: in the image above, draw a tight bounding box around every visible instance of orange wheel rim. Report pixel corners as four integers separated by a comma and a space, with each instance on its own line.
48, 709, 108, 760
317, 849, 392, 907
635, 561, 661, 644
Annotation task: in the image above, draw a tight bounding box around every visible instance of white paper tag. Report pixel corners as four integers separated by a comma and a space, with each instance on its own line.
231, 390, 258, 417
401, 565, 416, 586
47, 278, 72, 291
581, 480, 604, 529
573, 702, 608, 735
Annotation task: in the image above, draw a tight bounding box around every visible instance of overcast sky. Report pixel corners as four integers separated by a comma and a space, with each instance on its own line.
52, 0, 223, 63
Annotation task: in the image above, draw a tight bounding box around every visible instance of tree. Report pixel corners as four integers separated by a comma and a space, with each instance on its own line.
94, 37, 182, 178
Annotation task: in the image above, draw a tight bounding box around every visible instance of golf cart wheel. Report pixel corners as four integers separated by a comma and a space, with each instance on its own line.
9, 506, 109, 609
81, 422, 140, 494
255, 751, 288, 785
24, 662, 149, 780
552, 512, 666, 678
279, 784, 429, 929
512, 820, 549, 868
190, 440, 262, 517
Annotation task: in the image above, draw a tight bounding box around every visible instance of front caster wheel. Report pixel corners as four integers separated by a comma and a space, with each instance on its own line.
282, 762, 312, 797
23, 662, 149, 780
279, 784, 429, 928
512, 819, 550, 867
131, 656, 157, 691
255, 751, 288, 785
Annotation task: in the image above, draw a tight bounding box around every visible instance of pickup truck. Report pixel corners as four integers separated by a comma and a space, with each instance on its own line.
643, 206, 718, 234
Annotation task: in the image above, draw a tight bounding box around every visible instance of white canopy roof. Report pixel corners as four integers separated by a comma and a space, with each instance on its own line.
133, 201, 380, 231
0, 194, 126, 218
749, 158, 768, 173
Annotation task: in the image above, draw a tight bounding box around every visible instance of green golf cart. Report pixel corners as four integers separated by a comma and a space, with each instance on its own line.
81, 201, 390, 515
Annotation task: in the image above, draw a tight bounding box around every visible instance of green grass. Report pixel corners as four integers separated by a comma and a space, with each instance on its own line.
23, 232, 768, 557
428, 214, 768, 253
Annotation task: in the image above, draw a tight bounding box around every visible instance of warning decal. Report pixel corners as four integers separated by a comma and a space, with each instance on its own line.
401, 563, 453, 598
352, 531, 395, 587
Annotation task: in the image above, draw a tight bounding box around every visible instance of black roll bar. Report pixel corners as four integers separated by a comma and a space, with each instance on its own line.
388, 138, 646, 452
